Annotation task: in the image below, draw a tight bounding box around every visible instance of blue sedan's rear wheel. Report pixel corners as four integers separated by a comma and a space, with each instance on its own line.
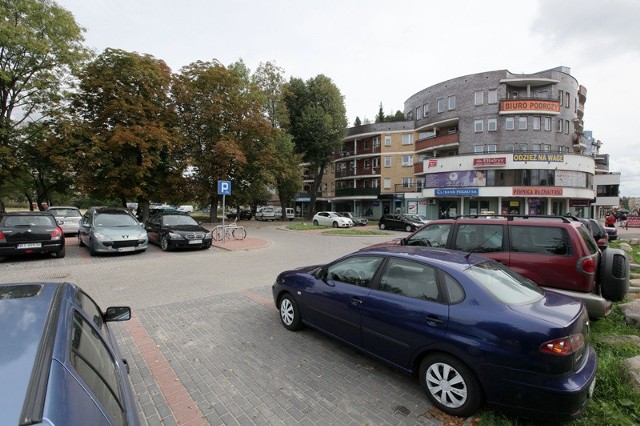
419, 353, 482, 417
279, 294, 302, 331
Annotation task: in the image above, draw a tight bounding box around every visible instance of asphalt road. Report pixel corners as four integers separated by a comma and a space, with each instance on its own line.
3, 223, 445, 425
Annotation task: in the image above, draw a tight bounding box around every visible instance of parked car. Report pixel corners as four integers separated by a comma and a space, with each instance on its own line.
312, 211, 354, 228
177, 205, 194, 213
272, 247, 596, 419
368, 215, 630, 318
578, 218, 609, 250
0, 211, 65, 258
145, 212, 212, 251
605, 225, 618, 241
0, 281, 139, 425
378, 214, 423, 232
149, 205, 179, 215
255, 207, 276, 221
404, 214, 430, 224
227, 209, 253, 220
337, 212, 368, 226
46, 206, 82, 235
274, 207, 295, 221
78, 207, 148, 256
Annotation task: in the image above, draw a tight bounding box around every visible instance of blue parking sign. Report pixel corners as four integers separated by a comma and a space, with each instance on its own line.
217, 180, 231, 195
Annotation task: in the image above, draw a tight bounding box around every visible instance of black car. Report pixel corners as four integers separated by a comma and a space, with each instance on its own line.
226, 209, 253, 220
578, 218, 609, 250
145, 212, 212, 251
337, 212, 368, 226
378, 214, 423, 232
0, 211, 65, 258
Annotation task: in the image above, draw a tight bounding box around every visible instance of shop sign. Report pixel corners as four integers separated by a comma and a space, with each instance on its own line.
569, 199, 591, 207
428, 159, 438, 168
513, 153, 564, 162
435, 188, 479, 197
500, 99, 561, 113
512, 187, 563, 196
473, 157, 506, 167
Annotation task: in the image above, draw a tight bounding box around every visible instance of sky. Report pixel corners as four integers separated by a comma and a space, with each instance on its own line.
56, 0, 640, 197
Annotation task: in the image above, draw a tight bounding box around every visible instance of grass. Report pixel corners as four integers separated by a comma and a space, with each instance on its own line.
323, 228, 389, 235
287, 223, 329, 231
478, 241, 640, 426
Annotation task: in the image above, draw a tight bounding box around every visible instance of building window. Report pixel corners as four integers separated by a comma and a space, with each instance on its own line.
384, 135, 391, 146
488, 89, 498, 104
402, 155, 413, 166
487, 144, 497, 153
474, 91, 484, 106
402, 177, 413, 188
556, 119, 562, 132
323, 183, 328, 192
558, 90, 563, 102
406, 111, 413, 120
364, 159, 370, 169
423, 103, 429, 118
373, 137, 380, 148
518, 117, 527, 130
487, 118, 497, 131
543, 144, 551, 151
437, 98, 445, 113
474, 145, 484, 153
372, 157, 380, 168
506, 117, 515, 130
372, 179, 379, 188
363, 140, 369, 150
532, 143, 541, 151
416, 106, 421, 120
448, 95, 456, 110
474, 119, 484, 132
564, 120, 570, 134
402, 134, 413, 145
383, 178, 391, 189
544, 117, 551, 131
384, 156, 392, 167
505, 144, 514, 152
518, 143, 527, 151
532, 116, 541, 131
565, 92, 570, 108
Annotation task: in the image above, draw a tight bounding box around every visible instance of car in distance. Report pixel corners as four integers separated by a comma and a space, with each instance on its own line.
176, 204, 194, 213
145, 212, 212, 251
378, 214, 423, 232
46, 206, 82, 235
226, 209, 253, 220
312, 211, 354, 228
0, 282, 139, 425
337, 212, 368, 226
272, 247, 596, 419
578, 218, 609, 250
605, 225, 618, 241
404, 214, 430, 224
255, 207, 276, 221
78, 207, 148, 256
0, 211, 65, 258
368, 215, 630, 318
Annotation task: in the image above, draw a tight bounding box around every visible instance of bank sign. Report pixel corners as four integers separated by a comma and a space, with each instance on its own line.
512, 153, 564, 162
435, 188, 479, 197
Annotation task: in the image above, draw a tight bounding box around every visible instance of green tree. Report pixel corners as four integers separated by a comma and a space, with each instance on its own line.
354, 116, 362, 127
0, 0, 90, 211
283, 74, 347, 218
174, 60, 276, 222
70, 48, 185, 220
375, 102, 385, 123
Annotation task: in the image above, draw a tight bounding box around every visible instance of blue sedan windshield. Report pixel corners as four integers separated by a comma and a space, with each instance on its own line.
465, 262, 543, 304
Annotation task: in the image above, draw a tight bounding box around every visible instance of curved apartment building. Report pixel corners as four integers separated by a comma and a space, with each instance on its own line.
308, 66, 603, 219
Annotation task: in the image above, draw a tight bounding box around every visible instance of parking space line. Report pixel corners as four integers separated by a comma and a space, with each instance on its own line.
125, 314, 207, 425
241, 289, 274, 309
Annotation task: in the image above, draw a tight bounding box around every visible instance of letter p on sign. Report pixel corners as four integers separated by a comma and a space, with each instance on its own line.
217, 180, 231, 195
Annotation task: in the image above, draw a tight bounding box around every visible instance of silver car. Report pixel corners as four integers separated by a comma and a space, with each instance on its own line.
78, 207, 148, 255
46, 206, 82, 235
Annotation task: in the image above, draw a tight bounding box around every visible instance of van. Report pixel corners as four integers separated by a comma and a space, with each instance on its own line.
285, 208, 295, 221
177, 205, 194, 213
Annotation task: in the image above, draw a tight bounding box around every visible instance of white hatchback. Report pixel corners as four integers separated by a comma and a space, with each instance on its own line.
312, 211, 354, 228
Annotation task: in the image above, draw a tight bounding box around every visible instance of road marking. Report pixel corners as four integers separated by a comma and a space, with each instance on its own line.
241, 289, 273, 308
125, 315, 207, 425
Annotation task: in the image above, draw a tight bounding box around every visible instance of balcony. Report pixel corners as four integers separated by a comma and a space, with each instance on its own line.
394, 183, 423, 193
335, 187, 381, 197
415, 132, 459, 153
334, 146, 381, 160
499, 98, 560, 115
578, 85, 587, 103
577, 101, 584, 118
335, 168, 380, 179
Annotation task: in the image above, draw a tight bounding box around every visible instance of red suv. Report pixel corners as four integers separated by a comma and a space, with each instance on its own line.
368, 215, 630, 318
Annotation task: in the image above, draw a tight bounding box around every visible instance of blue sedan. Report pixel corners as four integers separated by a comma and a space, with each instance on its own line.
272, 246, 596, 419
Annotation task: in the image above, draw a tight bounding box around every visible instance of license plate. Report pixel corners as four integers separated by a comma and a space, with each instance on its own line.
189, 239, 203, 244
117, 246, 135, 252
17, 243, 42, 249
588, 378, 596, 398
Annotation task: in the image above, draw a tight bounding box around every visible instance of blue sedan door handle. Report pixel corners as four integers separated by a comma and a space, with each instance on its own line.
351, 296, 363, 305
425, 315, 444, 325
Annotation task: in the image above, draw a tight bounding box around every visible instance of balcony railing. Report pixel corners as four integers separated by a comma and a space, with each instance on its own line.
414, 162, 424, 173
415, 132, 459, 152
335, 168, 380, 178
335, 146, 381, 159
335, 187, 381, 197
394, 183, 423, 193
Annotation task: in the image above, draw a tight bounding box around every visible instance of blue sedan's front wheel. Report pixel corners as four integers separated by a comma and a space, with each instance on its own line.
279, 294, 303, 331
419, 353, 482, 417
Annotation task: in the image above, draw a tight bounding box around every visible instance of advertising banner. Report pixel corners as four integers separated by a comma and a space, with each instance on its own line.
425, 171, 487, 187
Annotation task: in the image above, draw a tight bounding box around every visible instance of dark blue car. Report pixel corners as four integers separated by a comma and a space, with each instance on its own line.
272, 246, 597, 419
0, 282, 139, 425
